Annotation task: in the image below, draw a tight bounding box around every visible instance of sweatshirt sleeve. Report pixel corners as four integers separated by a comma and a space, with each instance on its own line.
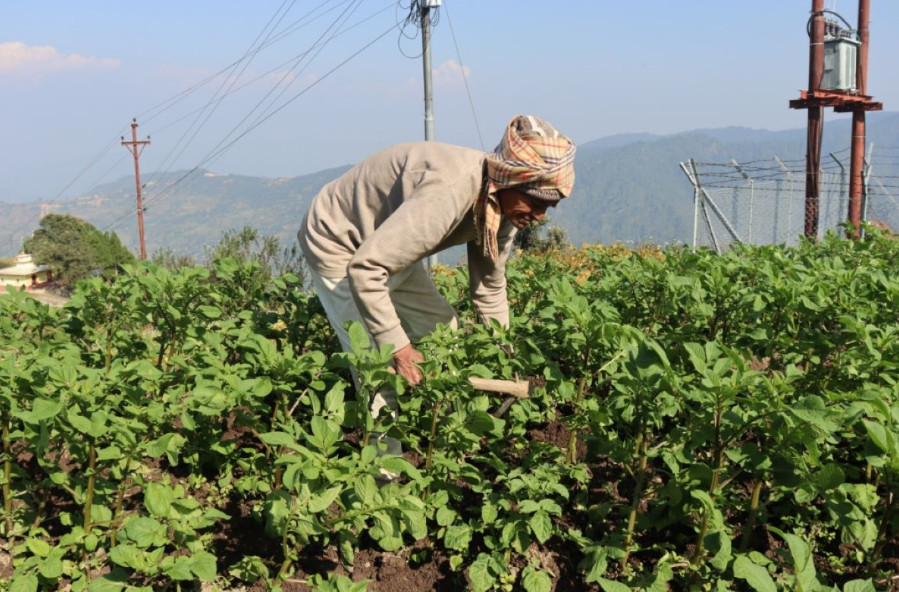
346, 172, 468, 352
467, 220, 515, 329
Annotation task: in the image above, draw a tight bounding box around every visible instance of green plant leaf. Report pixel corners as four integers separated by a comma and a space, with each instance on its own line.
121, 516, 167, 549
310, 416, 340, 454
308, 485, 341, 514
468, 554, 497, 592
581, 545, 609, 584
768, 526, 819, 591
30, 397, 63, 422
436, 506, 457, 527
597, 578, 631, 592
481, 503, 498, 524
88, 574, 129, 592
529, 510, 552, 544
259, 431, 299, 449
67, 411, 93, 435
861, 419, 893, 454
707, 530, 732, 572
733, 555, 777, 592
466, 410, 497, 436
198, 305, 221, 319
109, 543, 145, 570
380, 455, 420, 479
145, 432, 186, 460
443, 524, 472, 551
815, 463, 846, 491
790, 395, 839, 434
521, 565, 552, 592
144, 482, 174, 518
38, 549, 64, 579
164, 555, 195, 581
25, 537, 50, 557
842, 579, 877, 592
10, 574, 38, 592
189, 551, 217, 581
348, 322, 371, 353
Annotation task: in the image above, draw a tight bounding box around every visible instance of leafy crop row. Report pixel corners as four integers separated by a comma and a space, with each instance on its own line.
1, 229, 898, 591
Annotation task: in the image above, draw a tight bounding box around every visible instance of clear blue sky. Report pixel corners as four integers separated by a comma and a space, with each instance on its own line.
2, 1, 898, 203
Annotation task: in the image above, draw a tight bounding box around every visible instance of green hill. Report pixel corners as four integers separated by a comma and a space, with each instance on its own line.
2, 113, 898, 260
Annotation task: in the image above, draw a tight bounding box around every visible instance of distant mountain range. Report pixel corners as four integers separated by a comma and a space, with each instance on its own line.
2, 113, 898, 262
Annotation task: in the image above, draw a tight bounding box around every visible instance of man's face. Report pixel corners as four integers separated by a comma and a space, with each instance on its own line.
497, 189, 553, 229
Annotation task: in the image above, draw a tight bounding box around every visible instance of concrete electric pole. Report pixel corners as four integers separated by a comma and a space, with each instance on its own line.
121, 119, 151, 260
421, 0, 440, 268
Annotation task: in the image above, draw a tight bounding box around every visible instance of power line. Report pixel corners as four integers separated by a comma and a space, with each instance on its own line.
442, 0, 484, 151
55, 1, 382, 214
97, 2, 395, 236
146, 0, 300, 186
102, 18, 399, 235
136, 0, 373, 216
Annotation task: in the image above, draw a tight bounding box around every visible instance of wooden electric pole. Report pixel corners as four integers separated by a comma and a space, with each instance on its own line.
804, 0, 825, 239
847, 0, 871, 236
121, 119, 151, 260
790, 0, 881, 240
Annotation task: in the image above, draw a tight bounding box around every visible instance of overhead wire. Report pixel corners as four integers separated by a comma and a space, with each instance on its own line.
146, 0, 300, 186
50, 131, 130, 202
219, 0, 365, 156
68, 0, 366, 231
100, 0, 396, 235
103, 4, 400, 233
15, 132, 131, 239
144, 1, 378, 187
50, 3, 313, 204
137, 0, 349, 127
396, 0, 439, 59
146, 3, 393, 139
135, 0, 370, 217
442, 0, 484, 151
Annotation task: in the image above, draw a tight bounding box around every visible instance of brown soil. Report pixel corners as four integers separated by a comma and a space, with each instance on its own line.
278, 542, 464, 592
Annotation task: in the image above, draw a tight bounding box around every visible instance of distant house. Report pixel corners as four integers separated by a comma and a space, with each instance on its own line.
0, 253, 54, 289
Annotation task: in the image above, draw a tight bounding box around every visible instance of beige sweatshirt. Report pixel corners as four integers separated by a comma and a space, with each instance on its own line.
298, 142, 515, 351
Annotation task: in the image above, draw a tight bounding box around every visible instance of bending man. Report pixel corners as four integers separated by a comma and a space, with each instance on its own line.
298, 114, 576, 390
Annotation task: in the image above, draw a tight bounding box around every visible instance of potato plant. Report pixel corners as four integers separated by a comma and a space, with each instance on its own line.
0, 230, 898, 592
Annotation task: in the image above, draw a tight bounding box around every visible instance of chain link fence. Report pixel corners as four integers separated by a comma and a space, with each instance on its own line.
680, 146, 899, 252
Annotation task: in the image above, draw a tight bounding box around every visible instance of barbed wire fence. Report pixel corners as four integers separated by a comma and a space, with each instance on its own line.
679, 145, 899, 252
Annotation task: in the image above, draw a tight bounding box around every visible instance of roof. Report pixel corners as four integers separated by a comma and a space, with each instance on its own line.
0, 253, 50, 277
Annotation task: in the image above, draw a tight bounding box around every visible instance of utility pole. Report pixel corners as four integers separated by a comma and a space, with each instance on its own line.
121, 119, 151, 260
420, 0, 440, 267
799, 0, 824, 239
790, 0, 881, 240
847, 0, 871, 237
421, 0, 438, 143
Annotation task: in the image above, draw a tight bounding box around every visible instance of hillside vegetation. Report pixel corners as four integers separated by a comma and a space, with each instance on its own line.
2, 113, 898, 261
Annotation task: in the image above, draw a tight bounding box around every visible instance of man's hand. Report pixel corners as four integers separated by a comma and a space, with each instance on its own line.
393, 344, 424, 385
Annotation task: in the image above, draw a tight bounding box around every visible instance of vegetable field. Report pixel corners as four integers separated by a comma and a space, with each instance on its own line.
2, 230, 899, 592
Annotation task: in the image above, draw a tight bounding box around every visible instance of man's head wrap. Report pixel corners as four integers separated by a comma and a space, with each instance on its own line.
475, 115, 576, 260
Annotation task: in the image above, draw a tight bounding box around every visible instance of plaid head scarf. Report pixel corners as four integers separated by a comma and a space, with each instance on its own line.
475, 115, 576, 260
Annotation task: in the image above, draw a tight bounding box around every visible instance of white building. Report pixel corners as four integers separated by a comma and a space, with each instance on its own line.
0, 253, 53, 289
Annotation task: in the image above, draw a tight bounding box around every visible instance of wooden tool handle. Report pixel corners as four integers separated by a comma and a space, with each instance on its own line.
468, 376, 530, 399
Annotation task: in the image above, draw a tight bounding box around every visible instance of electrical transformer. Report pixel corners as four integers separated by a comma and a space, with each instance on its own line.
822, 34, 860, 92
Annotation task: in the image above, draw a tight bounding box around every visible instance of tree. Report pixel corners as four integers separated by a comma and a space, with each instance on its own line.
513, 217, 572, 253
23, 214, 135, 290
151, 247, 196, 271
203, 226, 305, 283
